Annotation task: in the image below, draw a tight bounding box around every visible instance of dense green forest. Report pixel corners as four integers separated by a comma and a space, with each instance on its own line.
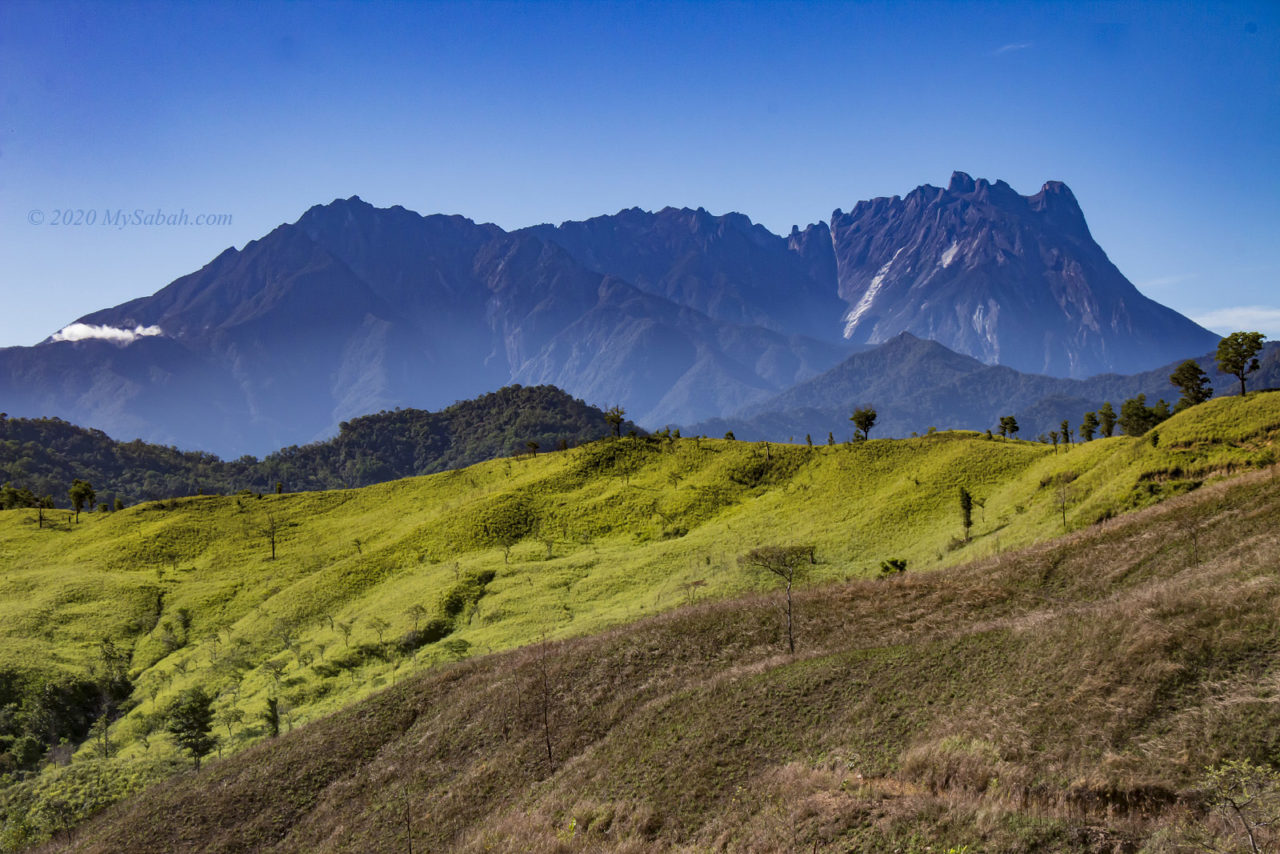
0, 385, 637, 507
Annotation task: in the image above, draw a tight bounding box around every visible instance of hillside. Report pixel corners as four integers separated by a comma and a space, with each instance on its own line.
0, 385, 635, 506
2, 393, 1279, 850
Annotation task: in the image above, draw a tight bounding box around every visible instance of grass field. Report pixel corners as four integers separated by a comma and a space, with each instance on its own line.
2, 392, 1278, 849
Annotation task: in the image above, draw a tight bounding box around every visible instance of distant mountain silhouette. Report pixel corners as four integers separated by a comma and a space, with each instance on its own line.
683, 333, 1280, 442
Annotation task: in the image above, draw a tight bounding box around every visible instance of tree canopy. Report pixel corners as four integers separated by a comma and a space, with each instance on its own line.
1216, 331, 1266, 396
850, 407, 877, 441
1170, 359, 1213, 411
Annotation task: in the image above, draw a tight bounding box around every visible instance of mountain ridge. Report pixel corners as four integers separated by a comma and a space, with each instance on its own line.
0, 175, 1222, 455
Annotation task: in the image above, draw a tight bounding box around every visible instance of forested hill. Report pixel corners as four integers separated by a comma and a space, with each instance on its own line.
0, 385, 637, 506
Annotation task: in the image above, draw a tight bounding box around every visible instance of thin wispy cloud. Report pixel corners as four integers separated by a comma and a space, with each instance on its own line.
1191, 306, 1280, 337
1137, 273, 1199, 290
992, 42, 1033, 55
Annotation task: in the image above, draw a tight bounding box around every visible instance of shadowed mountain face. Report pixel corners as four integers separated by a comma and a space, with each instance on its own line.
829, 172, 1219, 377
0, 178, 1223, 456
520, 207, 845, 342
0, 198, 844, 456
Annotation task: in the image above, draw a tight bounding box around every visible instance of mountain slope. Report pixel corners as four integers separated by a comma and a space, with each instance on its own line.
521, 206, 845, 341
2, 393, 1279, 850
17, 400, 1280, 852
831, 172, 1220, 376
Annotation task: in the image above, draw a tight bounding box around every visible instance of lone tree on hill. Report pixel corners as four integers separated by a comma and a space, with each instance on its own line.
739, 545, 815, 655
167, 686, 218, 770
248, 509, 282, 560
997, 416, 1019, 439
1098, 402, 1117, 438
1215, 331, 1266, 396
525, 440, 539, 458
1080, 411, 1099, 442
1170, 359, 1213, 410
850, 407, 877, 441
604, 406, 626, 437
69, 479, 95, 522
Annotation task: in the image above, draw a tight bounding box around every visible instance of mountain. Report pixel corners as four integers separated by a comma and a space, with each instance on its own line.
520, 206, 845, 341
829, 172, 1220, 377
0, 385, 639, 506
0, 177, 1224, 455
684, 333, 1280, 442
1, 198, 843, 456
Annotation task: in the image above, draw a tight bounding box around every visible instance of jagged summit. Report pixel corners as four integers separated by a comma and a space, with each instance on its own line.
829, 173, 1217, 377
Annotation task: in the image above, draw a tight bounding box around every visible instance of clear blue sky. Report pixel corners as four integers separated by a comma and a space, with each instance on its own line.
2, 0, 1277, 346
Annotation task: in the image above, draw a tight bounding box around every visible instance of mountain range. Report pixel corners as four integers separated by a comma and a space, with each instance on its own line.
0, 173, 1222, 456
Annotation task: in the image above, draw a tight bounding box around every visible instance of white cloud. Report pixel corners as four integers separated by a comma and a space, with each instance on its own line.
51, 323, 164, 344
1190, 306, 1280, 338
992, 42, 1032, 55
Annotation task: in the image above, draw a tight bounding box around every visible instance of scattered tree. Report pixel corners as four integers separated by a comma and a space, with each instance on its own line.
248, 509, 282, 560
1118, 394, 1171, 436
724, 431, 736, 441
739, 545, 814, 654
525, 440, 539, 458
69, 479, 95, 522
604, 405, 626, 437
1170, 359, 1213, 410
336, 619, 355, 647
1059, 419, 1073, 447
263, 696, 280, 738
1216, 331, 1266, 396
166, 686, 218, 770
1181, 759, 1280, 853
997, 415, 1019, 439
1080, 411, 1099, 442
367, 616, 391, 645
405, 603, 428, 633
879, 558, 907, 577
1098, 401, 1117, 438
958, 487, 973, 542
850, 407, 877, 441
827, 432, 835, 446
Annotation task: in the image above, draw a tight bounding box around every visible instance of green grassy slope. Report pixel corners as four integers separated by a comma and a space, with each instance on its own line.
2, 393, 1278, 849
35, 440, 1280, 852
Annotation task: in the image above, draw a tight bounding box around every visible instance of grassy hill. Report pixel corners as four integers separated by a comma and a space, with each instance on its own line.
0, 384, 637, 507
2, 392, 1279, 850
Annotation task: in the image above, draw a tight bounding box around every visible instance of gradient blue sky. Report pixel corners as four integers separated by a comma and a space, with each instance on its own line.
2, 0, 1278, 347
